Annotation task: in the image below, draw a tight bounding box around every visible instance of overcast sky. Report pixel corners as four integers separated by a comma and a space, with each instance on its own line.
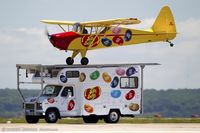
0, 0, 200, 89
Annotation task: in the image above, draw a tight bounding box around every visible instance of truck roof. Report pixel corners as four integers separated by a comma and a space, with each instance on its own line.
16, 63, 160, 70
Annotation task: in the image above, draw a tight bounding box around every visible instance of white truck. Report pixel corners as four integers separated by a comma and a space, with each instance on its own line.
16, 63, 158, 123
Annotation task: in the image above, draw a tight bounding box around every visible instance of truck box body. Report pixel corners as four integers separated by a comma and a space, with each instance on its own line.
16, 63, 158, 123
31, 64, 142, 116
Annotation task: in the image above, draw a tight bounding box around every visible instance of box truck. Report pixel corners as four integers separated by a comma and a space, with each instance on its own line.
16, 63, 158, 123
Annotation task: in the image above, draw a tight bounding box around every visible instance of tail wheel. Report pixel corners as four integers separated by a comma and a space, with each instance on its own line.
83, 115, 99, 123
45, 110, 59, 123
104, 110, 120, 123
25, 116, 39, 124
170, 43, 174, 47
81, 57, 89, 65
66, 57, 74, 65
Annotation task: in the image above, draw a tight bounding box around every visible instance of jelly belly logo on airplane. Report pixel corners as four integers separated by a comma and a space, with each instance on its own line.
81, 35, 100, 47
84, 86, 101, 100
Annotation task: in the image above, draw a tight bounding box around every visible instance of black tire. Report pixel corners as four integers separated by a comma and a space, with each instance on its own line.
45, 110, 59, 123
66, 57, 74, 65
83, 115, 99, 123
25, 115, 39, 124
104, 110, 120, 123
81, 57, 89, 65
170, 43, 174, 47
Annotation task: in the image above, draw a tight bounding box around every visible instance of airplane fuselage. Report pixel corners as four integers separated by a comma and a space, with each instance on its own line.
49, 27, 176, 51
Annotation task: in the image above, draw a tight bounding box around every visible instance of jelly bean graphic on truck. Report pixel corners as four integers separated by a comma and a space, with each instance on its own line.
110, 76, 119, 88
111, 90, 121, 98
115, 68, 125, 76
90, 70, 100, 80
102, 72, 112, 83
79, 72, 86, 82
84, 86, 101, 100
125, 90, 135, 100
126, 67, 137, 76
84, 104, 94, 113
68, 100, 75, 111
129, 103, 139, 111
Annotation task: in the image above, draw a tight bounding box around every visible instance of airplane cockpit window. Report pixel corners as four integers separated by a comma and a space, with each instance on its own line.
80, 26, 109, 35
100, 27, 110, 34
82, 28, 88, 34
73, 23, 81, 32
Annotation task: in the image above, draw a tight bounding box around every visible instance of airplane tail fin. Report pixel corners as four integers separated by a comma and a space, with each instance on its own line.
152, 6, 176, 35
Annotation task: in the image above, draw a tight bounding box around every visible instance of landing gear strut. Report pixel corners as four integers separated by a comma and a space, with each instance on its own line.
166, 40, 174, 47
66, 57, 74, 65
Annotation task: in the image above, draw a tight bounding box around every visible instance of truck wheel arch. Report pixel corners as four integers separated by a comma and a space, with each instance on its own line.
109, 109, 121, 116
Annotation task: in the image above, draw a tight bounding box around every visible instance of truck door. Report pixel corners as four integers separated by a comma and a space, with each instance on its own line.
59, 86, 77, 116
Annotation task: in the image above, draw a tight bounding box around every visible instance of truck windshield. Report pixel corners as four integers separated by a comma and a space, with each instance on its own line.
42, 85, 62, 96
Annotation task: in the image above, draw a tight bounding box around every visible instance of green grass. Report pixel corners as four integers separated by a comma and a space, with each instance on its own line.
1, 117, 200, 124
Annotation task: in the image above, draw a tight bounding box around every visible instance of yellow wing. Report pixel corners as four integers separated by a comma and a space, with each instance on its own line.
40, 20, 76, 25
40, 18, 141, 26
81, 18, 141, 26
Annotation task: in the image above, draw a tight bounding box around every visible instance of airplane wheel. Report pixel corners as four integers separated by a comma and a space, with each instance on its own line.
170, 43, 174, 47
66, 57, 74, 65
81, 57, 89, 65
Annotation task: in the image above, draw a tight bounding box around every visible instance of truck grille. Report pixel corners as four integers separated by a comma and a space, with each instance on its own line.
25, 104, 34, 110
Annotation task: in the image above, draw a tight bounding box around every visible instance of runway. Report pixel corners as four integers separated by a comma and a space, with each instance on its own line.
0, 123, 200, 132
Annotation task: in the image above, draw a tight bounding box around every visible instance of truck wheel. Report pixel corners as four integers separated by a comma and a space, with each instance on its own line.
104, 110, 120, 123
83, 115, 99, 123
25, 116, 39, 124
45, 110, 58, 123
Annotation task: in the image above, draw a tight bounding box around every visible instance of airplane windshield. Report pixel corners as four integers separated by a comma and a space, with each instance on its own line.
42, 85, 62, 96
77, 26, 110, 34
57, 24, 110, 35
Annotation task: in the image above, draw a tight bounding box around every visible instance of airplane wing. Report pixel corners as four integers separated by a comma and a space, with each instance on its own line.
40, 20, 77, 25
40, 18, 141, 26
81, 18, 141, 26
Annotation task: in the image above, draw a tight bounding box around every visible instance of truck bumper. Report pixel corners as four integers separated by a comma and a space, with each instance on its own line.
25, 110, 44, 116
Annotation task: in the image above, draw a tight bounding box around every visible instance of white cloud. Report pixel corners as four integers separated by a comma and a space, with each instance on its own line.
178, 18, 200, 39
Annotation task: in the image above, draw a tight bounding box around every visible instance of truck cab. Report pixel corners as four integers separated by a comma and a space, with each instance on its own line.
24, 84, 78, 123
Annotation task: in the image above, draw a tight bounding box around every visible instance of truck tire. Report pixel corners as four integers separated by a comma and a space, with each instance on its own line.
83, 115, 99, 123
104, 110, 120, 123
25, 116, 39, 124
45, 109, 59, 123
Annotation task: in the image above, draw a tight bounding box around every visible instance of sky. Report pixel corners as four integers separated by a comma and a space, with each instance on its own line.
0, 0, 200, 89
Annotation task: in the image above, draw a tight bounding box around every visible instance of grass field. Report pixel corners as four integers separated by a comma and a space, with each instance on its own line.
0, 117, 200, 124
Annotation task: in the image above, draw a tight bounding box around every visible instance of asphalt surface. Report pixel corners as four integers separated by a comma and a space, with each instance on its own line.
0, 123, 200, 132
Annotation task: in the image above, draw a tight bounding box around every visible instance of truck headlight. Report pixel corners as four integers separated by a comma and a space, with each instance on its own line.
36, 103, 42, 110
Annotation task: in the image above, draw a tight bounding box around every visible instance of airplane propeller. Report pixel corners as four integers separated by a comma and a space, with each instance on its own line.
45, 26, 51, 39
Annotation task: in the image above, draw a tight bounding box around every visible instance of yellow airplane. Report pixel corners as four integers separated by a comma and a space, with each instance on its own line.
41, 6, 176, 65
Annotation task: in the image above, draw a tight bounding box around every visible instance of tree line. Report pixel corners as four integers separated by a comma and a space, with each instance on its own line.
0, 88, 200, 118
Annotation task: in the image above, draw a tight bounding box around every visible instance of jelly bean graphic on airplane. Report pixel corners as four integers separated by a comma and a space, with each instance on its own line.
41, 6, 176, 65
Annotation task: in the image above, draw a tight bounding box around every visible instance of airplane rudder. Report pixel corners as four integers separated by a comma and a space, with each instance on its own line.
152, 6, 176, 33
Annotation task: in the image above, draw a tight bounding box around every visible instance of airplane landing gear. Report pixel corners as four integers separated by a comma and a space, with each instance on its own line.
81, 57, 89, 65
166, 40, 174, 47
66, 50, 89, 65
170, 43, 174, 47
66, 57, 74, 65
